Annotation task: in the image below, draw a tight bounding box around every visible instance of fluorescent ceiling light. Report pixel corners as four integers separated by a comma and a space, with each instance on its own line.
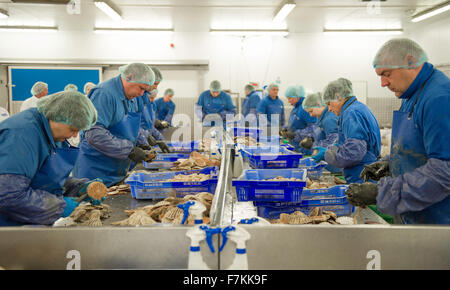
323, 28, 403, 35
273, 0, 296, 23
0, 8, 8, 19
94, 27, 174, 34
0, 25, 58, 32
210, 29, 289, 36
411, 0, 450, 22
94, 1, 122, 21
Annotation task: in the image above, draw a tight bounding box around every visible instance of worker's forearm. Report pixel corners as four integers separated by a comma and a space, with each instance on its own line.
84, 125, 134, 160
376, 158, 450, 216
0, 174, 65, 225
325, 138, 367, 168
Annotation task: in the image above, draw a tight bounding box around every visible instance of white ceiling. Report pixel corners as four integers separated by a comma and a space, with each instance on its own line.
0, 0, 448, 32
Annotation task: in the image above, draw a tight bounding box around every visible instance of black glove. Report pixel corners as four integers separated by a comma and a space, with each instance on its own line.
359, 160, 390, 182
279, 129, 288, 139
154, 119, 164, 130
137, 144, 152, 151
147, 134, 157, 146
161, 121, 170, 129
345, 182, 378, 207
128, 147, 151, 163
300, 136, 314, 150
285, 130, 296, 140
156, 141, 171, 153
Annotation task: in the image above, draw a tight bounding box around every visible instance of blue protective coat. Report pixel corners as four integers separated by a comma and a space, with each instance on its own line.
154, 97, 176, 125
287, 98, 318, 153
376, 63, 450, 224
242, 90, 261, 118
0, 109, 79, 226
324, 96, 381, 183
195, 90, 236, 126
257, 95, 285, 127
314, 107, 339, 148
137, 92, 164, 143
73, 75, 143, 186
288, 97, 317, 131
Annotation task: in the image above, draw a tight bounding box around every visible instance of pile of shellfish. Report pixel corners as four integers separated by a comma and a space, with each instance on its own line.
171, 151, 220, 171
69, 203, 112, 227
164, 173, 211, 182
111, 192, 214, 227
107, 184, 131, 196
234, 136, 262, 147
270, 207, 354, 225
305, 176, 347, 189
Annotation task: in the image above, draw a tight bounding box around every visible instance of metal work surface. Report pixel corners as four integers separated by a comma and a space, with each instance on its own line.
219, 225, 450, 270
1, 223, 449, 270
0, 227, 219, 270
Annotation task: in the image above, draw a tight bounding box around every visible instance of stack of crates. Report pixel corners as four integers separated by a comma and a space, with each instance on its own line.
254, 185, 354, 219
125, 167, 219, 199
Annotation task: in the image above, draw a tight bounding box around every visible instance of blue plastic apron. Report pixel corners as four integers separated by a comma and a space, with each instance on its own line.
338, 97, 377, 183
0, 144, 79, 226
74, 101, 141, 187
390, 70, 450, 224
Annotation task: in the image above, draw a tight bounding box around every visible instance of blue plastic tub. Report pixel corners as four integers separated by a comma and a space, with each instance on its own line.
256, 202, 354, 220
232, 169, 307, 202
155, 141, 200, 153
142, 153, 191, 169
240, 146, 303, 169
125, 167, 219, 199
232, 127, 262, 139
298, 157, 327, 179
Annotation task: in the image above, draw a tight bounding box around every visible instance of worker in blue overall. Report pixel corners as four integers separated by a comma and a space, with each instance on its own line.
240, 84, 261, 127
346, 38, 450, 224
313, 78, 381, 183
195, 80, 236, 127
257, 82, 285, 129
154, 88, 176, 130
300, 92, 342, 173
280, 85, 318, 154
73, 63, 157, 187
137, 88, 170, 153
0, 91, 98, 226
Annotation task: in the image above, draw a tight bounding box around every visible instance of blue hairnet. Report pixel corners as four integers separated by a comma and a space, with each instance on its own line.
268, 83, 279, 92
245, 84, 255, 91
164, 88, 174, 96
373, 38, 428, 69
119, 63, 155, 86
37, 91, 97, 131
83, 82, 96, 95
31, 81, 48, 96
323, 78, 353, 102
64, 84, 78, 92
150, 66, 163, 82
210, 80, 222, 92
302, 92, 324, 109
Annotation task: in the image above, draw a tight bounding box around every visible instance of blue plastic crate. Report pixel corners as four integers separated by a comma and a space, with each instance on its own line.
155, 141, 200, 153
256, 202, 354, 219
301, 185, 349, 205
240, 146, 303, 169
125, 167, 219, 199
232, 169, 307, 202
142, 153, 191, 169
254, 185, 349, 206
298, 157, 327, 179
232, 127, 262, 139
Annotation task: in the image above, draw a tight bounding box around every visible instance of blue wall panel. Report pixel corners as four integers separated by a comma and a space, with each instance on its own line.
11, 68, 101, 101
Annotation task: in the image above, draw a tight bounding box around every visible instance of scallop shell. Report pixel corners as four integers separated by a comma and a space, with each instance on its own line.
87, 182, 108, 200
